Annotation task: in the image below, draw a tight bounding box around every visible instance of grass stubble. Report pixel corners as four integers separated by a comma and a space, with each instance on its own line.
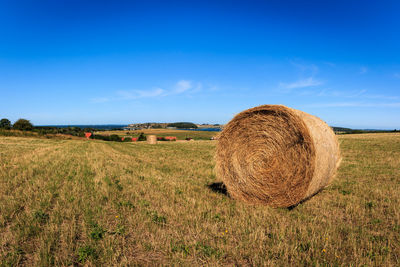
0, 133, 399, 266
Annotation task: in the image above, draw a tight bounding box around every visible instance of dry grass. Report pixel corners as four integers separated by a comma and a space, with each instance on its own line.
0, 133, 399, 266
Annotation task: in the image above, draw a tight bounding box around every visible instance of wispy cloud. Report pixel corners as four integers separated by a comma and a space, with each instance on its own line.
278, 60, 323, 92
317, 89, 366, 98
323, 61, 336, 67
362, 94, 399, 100
360, 67, 368, 74
307, 102, 400, 108
117, 88, 165, 99
91, 79, 207, 103
90, 97, 110, 103
172, 80, 203, 95
208, 85, 219, 91
280, 77, 322, 89
174, 80, 192, 93
289, 60, 319, 76
312, 89, 398, 100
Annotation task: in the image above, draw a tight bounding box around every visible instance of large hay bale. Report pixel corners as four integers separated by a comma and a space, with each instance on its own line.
146, 135, 157, 144
216, 105, 341, 207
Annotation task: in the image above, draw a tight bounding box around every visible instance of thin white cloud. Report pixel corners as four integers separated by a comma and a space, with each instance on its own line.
307, 102, 400, 108
208, 85, 219, 91
317, 89, 366, 98
191, 82, 203, 93
289, 60, 319, 76
278, 60, 322, 93
360, 67, 368, 74
174, 80, 192, 93
91, 79, 208, 103
323, 61, 336, 67
313, 89, 398, 100
169, 80, 203, 95
90, 97, 110, 103
362, 94, 399, 100
117, 88, 165, 99
280, 77, 322, 89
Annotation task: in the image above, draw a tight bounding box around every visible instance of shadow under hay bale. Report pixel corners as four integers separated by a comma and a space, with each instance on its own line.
216, 104, 341, 208
287, 189, 324, 210
207, 182, 228, 196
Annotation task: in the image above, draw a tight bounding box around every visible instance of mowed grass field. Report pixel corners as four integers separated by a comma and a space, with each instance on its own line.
0, 133, 399, 266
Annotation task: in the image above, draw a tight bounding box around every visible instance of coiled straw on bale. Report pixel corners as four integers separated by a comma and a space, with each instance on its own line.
147, 135, 157, 144
216, 105, 341, 207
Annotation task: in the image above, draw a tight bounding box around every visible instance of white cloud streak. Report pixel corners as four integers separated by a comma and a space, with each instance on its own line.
92, 80, 207, 103
310, 89, 399, 100
117, 88, 165, 99
307, 102, 400, 108
174, 80, 192, 93
323, 62, 336, 67
289, 61, 319, 76
90, 97, 110, 103
360, 67, 368, 74
280, 77, 322, 89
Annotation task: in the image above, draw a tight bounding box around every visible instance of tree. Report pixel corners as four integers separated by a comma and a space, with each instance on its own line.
109, 134, 121, 142
137, 132, 146, 141
13, 119, 33, 131
0, 118, 11, 129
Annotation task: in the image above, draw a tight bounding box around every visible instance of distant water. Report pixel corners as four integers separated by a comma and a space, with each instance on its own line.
38, 125, 127, 130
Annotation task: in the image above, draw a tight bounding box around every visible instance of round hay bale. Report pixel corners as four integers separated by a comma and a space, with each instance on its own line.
216, 105, 341, 207
146, 135, 157, 144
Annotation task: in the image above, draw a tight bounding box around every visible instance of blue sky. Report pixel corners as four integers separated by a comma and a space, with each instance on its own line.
1, 0, 399, 129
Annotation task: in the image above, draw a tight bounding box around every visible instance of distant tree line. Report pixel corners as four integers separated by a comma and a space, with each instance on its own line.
0, 117, 102, 137
167, 122, 198, 129
91, 134, 122, 142
33, 126, 96, 137
0, 117, 151, 142
90, 132, 146, 142
1, 118, 34, 131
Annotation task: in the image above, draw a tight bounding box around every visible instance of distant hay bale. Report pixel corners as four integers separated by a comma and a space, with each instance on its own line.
216, 105, 341, 207
146, 135, 157, 144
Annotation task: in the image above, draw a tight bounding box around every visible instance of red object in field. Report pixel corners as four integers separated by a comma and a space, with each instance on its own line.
131, 137, 138, 142
165, 136, 177, 141
121, 137, 125, 141
85, 132, 92, 139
